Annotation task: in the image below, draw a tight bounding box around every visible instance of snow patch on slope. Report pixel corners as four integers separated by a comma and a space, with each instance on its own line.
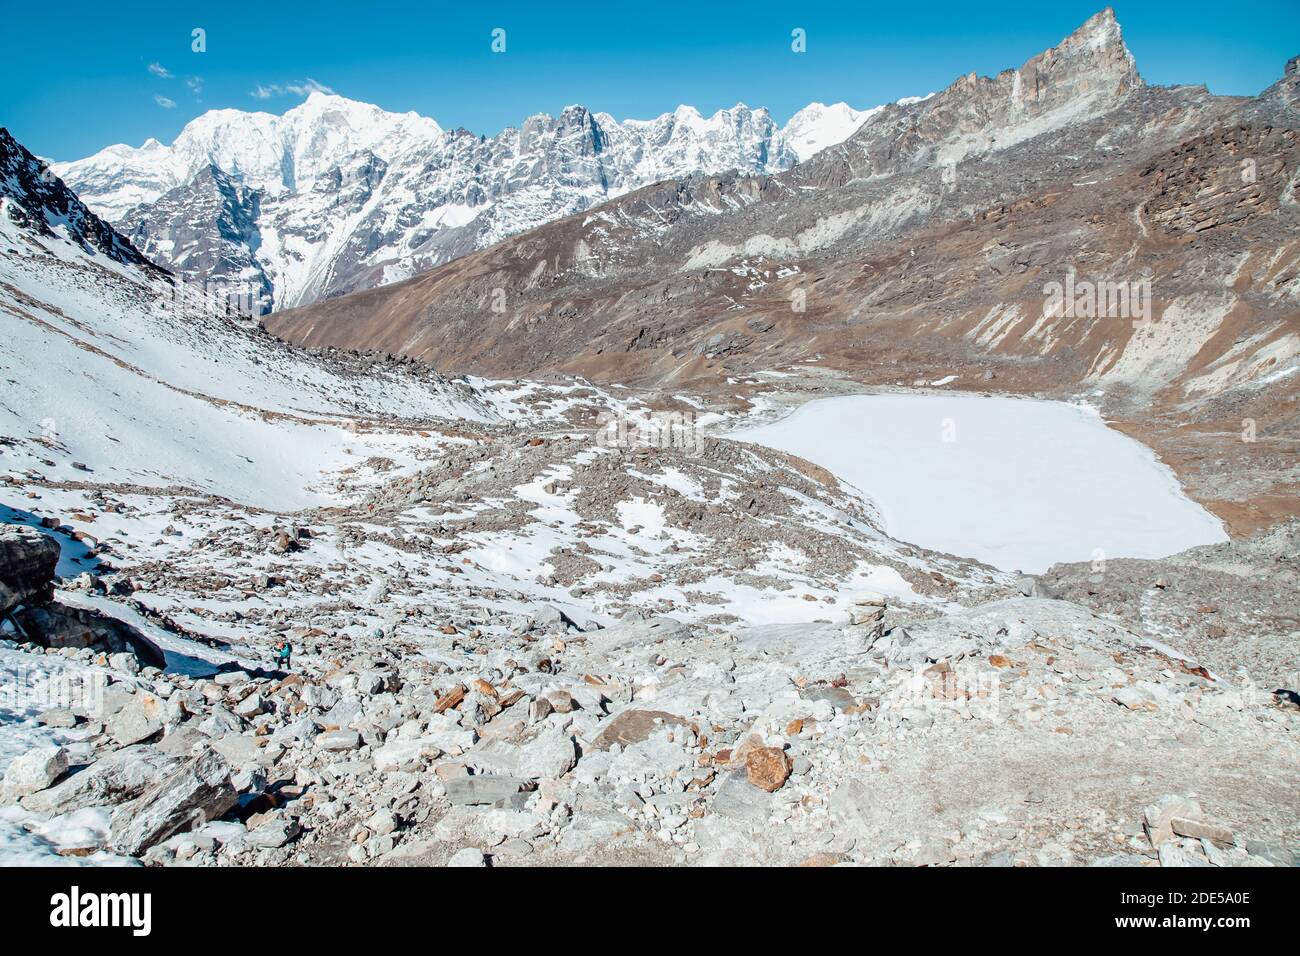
0, 211, 495, 509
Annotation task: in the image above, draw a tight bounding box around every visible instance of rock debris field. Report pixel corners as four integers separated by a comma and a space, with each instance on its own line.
2, 410, 1297, 868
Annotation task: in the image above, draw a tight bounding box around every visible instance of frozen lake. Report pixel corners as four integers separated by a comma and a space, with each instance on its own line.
730, 393, 1227, 573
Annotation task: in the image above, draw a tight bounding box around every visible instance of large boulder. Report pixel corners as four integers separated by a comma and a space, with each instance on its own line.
21, 745, 179, 814
107, 692, 166, 745
745, 747, 792, 792
0, 524, 59, 613
465, 725, 576, 780
109, 747, 237, 855
2, 745, 68, 798
591, 709, 691, 751
13, 602, 167, 670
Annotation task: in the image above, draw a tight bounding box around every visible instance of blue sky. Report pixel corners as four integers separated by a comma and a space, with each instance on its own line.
3, 0, 1297, 160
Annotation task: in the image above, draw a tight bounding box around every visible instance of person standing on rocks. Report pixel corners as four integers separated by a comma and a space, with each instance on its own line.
275, 639, 292, 670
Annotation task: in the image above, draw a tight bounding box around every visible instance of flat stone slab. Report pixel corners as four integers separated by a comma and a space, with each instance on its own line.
591, 709, 690, 751
445, 775, 526, 806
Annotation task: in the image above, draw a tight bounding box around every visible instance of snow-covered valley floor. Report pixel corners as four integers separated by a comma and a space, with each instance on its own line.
729, 393, 1229, 573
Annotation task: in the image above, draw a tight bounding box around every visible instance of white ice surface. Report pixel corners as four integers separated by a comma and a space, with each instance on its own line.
729, 394, 1227, 573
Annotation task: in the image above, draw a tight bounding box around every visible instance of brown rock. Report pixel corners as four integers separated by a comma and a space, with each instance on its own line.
591, 709, 689, 750
499, 689, 526, 708
1144, 795, 1203, 845
433, 684, 466, 714
746, 747, 792, 792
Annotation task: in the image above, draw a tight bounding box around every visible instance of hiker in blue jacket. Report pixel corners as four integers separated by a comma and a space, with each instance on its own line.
275, 639, 292, 670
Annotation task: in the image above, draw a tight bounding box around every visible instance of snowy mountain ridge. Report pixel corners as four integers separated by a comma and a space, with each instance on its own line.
780, 102, 879, 159
53, 93, 872, 310
0, 128, 161, 275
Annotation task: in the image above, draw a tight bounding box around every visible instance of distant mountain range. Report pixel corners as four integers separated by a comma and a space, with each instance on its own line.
53, 95, 879, 311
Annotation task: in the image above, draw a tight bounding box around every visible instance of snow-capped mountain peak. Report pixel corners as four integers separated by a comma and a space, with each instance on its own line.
53, 93, 869, 310
780, 102, 877, 159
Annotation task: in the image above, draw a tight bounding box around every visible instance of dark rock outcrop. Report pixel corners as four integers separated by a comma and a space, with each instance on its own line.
1, 524, 165, 668
0, 525, 60, 613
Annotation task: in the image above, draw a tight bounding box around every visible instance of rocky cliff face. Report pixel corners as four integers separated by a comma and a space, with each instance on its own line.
817, 7, 1142, 179
263, 9, 1204, 376
119, 164, 272, 310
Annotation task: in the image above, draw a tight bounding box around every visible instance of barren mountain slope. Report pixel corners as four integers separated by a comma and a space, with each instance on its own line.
266, 11, 1300, 534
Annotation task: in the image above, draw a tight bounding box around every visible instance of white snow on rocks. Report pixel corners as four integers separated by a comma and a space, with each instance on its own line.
0, 214, 496, 509
53, 93, 873, 310
780, 102, 877, 159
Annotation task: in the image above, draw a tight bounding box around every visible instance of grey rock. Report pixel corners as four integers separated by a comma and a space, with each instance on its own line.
447, 847, 486, 867
0, 524, 59, 613
271, 716, 319, 744
109, 747, 238, 855
495, 837, 532, 858
465, 725, 576, 780
557, 808, 639, 852
107, 652, 140, 675
108, 692, 165, 745
1158, 842, 1211, 867
246, 816, 300, 849
2, 745, 68, 797
1246, 841, 1295, 867
37, 707, 78, 728
156, 725, 209, 757
584, 616, 691, 655
233, 692, 265, 717
529, 604, 578, 633
912, 841, 956, 867
445, 775, 525, 806
20, 745, 179, 814
198, 706, 245, 737
317, 729, 362, 751
208, 733, 261, 767
710, 770, 772, 826
799, 685, 857, 710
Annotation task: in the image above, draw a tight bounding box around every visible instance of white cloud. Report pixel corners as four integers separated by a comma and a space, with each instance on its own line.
154, 95, 177, 109
186, 76, 204, 95
148, 62, 172, 79
250, 78, 334, 100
